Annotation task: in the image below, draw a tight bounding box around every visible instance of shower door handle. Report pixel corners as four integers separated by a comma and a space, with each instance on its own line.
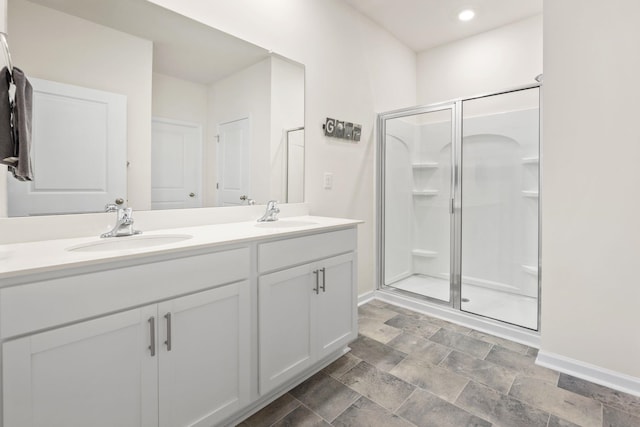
449, 199, 455, 214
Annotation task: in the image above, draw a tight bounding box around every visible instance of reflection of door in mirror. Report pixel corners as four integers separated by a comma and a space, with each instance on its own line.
217, 118, 251, 207
286, 128, 305, 203
151, 118, 203, 210
8, 78, 127, 216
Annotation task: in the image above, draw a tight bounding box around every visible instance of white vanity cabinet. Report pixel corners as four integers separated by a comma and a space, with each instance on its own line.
0, 219, 360, 427
1, 248, 251, 427
257, 229, 357, 395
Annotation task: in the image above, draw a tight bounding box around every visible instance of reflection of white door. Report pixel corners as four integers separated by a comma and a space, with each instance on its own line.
217, 118, 250, 206
151, 118, 202, 210
7, 78, 126, 216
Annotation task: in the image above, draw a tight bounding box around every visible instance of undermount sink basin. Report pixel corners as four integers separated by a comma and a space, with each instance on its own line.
255, 220, 318, 228
67, 234, 193, 253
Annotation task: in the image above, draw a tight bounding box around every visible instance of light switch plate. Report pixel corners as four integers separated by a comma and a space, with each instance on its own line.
323, 172, 333, 189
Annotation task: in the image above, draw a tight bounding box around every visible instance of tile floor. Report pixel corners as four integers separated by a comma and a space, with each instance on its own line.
236, 300, 640, 427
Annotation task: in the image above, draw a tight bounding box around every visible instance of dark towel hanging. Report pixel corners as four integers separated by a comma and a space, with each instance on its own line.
9, 67, 33, 181
0, 67, 13, 165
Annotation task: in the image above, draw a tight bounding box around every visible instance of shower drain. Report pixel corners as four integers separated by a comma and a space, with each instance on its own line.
461, 298, 470, 302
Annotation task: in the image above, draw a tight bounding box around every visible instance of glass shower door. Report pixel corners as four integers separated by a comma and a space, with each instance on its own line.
460, 88, 540, 329
382, 106, 454, 303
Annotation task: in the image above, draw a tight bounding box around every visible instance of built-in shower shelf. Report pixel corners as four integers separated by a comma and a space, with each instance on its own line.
412, 249, 438, 258
412, 162, 439, 169
522, 191, 539, 198
522, 264, 538, 275
413, 190, 439, 196
522, 157, 539, 164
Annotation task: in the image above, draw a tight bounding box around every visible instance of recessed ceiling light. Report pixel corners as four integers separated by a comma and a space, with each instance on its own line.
458, 9, 475, 22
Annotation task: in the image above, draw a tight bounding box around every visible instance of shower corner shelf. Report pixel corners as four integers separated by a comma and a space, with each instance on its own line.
522, 157, 539, 164
412, 249, 438, 258
522, 190, 539, 198
412, 190, 439, 197
412, 162, 439, 169
522, 264, 538, 275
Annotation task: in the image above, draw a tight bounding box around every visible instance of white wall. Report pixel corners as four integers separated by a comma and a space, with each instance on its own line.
6, 0, 153, 211
150, 0, 417, 295
208, 58, 271, 206
541, 0, 640, 380
417, 15, 542, 105
152, 73, 208, 126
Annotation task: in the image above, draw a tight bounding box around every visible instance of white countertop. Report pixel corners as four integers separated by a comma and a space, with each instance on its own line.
0, 216, 362, 281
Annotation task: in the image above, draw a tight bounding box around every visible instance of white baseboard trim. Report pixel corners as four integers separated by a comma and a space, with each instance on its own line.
536, 350, 640, 398
357, 291, 375, 306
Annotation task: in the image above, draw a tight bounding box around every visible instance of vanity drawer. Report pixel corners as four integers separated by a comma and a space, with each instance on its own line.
258, 227, 356, 273
0, 247, 249, 339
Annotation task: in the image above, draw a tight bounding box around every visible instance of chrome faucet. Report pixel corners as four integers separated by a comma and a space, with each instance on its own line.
101, 204, 142, 238
257, 200, 280, 222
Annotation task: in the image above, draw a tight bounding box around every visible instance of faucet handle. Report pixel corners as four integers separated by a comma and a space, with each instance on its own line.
266, 200, 279, 210
105, 203, 119, 213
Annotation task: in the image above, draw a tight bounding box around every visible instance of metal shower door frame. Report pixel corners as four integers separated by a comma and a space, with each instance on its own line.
376, 82, 541, 329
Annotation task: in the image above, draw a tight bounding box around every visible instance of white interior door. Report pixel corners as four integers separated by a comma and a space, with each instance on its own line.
217, 118, 250, 206
7, 78, 127, 216
151, 118, 202, 210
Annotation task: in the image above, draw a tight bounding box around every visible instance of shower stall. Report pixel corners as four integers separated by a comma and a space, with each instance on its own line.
377, 85, 540, 331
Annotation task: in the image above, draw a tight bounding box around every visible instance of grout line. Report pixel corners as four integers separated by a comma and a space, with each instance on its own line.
394, 388, 418, 415
266, 395, 302, 427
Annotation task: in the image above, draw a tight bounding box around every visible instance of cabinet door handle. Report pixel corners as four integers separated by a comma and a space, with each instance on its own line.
148, 316, 156, 357
312, 270, 320, 294
320, 268, 326, 292
164, 312, 172, 351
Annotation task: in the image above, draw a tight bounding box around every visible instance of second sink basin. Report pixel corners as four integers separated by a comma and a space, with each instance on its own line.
67, 234, 193, 253
255, 220, 318, 228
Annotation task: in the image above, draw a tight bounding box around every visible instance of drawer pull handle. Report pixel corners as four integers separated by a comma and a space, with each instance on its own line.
165, 312, 172, 351
313, 270, 320, 294
148, 317, 156, 357
320, 268, 326, 292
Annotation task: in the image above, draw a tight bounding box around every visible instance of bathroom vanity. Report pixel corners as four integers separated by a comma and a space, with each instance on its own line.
0, 216, 360, 427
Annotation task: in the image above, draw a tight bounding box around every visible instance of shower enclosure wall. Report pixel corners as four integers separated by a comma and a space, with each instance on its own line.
378, 86, 540, 330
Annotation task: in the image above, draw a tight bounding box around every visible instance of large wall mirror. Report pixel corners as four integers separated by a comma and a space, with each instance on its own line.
4, 0, 305, 217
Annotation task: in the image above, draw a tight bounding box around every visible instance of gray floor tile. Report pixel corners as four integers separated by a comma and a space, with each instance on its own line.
526, 347, 539, 357
348, 334, 407, 372
271, 405, 331, 427
289, 372, 361, 422
390, 355, 469, 402
484, 345, 559, 384
386, 332, 451, 365
358, 304, 399, 322
467, 330, 531, 354
456, 380, 550, 427
322, 353, 361, 379
547, 415, 581, 427
240, 393, 300, 427
603, 405, 640, 427
358, 316, 403, 343
509, 375, 602, 427
332, 396, 415, 427
397, 388, 491, 427
439, 350, 517, 394
338, 361, 415, 412
421, 316, 472, 335
557, 373, 640, 417
428, 328, 493, 359
385, 314, 441, 340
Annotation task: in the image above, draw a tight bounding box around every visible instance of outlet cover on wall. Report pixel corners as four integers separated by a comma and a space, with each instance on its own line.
323, 172, 333, 189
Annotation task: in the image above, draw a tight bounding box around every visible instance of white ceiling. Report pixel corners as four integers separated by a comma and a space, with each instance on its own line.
343, 0, 542, 52
27, 0, 271, 85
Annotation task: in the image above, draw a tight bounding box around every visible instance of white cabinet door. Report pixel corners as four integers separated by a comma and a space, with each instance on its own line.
258, 252, 357, 395
316, 253, 357, 359
259, 264, 315, 395
2, 306, 158, 427
158, 282, 251, 427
